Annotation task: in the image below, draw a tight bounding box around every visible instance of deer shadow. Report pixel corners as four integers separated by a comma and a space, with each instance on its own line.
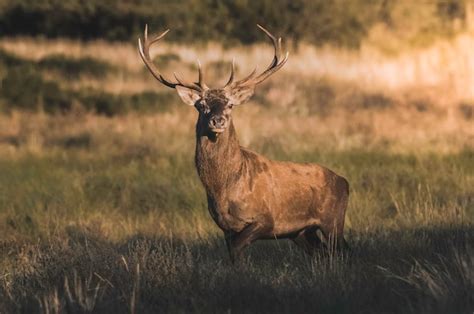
2, 224, 472, 313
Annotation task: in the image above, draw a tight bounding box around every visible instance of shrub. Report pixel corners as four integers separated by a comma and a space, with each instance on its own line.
0, 1, 468, 48
0, 65, 72, 113
38, 54, 113, 79
0, 49, 174, 115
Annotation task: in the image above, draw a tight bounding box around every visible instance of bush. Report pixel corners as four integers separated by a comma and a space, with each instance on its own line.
152, 53, 181, 67
0, 65, 72, 113
0, 0, 468, 48
0, 50, 74, 113
75, 89, 176, 116
0, 49, 171, 115
38, 54, 113, 79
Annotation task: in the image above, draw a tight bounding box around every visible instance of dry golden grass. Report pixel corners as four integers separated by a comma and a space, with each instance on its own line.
0, 104, 471, 159
1, 31, 473, 154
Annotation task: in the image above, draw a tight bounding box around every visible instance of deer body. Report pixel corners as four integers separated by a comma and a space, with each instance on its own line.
196, 115, 349, 255
139, 25, 349, 261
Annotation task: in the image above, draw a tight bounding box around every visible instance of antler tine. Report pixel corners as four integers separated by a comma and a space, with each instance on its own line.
197, 60, 209, 90
248, 24, 288, 86
226, 25, 289, 90
224, 58, 235, 87
145, 25, 170, 47
138, 25, 176, 88
138, 25, 206, 92
257, 24, 279, 67
277, 37, 282, 60
173, 72, 184, 84
238, 67, 258, 84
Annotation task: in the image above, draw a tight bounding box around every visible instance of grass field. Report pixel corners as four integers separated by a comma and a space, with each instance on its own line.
0, 30, 473, 313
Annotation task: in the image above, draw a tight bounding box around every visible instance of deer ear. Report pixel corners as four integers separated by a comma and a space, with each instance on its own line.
175, 86, 201, 106
225, 86, 255, 106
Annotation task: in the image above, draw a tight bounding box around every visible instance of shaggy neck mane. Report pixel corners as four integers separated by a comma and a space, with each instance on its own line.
195, 116, 242, 197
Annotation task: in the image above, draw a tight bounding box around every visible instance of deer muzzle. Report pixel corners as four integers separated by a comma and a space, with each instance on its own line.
209, 115, 228, 133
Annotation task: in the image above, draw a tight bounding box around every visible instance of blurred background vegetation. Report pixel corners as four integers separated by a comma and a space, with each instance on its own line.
0, 0, 473, 115
0, 0, 468, 46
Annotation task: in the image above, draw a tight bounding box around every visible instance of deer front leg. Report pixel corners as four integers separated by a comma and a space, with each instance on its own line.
224, 231, 234, 259
225, 222, 271, 263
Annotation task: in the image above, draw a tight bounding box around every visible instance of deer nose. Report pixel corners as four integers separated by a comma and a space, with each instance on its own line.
209, 115, 227, 129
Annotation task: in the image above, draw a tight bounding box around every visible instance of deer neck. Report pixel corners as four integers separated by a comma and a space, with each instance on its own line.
195, 118, 242, 196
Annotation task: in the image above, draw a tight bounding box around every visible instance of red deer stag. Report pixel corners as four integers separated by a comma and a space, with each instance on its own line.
138, 25, 349, 262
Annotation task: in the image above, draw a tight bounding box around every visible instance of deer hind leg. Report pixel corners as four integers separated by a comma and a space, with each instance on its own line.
226, 221, 272, 263
292, 230, 313, 255
292, 226, 325, 255
319, 203, 349, 252
320, 177, 350, 252
319, 222, 349, 253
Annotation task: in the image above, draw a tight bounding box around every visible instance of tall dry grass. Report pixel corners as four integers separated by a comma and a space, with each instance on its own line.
1, 30, 472, 154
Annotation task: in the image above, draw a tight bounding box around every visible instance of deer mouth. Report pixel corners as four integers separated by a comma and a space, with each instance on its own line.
210, 128, 225, 133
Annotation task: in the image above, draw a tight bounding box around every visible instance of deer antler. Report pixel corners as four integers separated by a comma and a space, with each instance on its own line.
224, 24, 289, 89
138, 25, 208, 92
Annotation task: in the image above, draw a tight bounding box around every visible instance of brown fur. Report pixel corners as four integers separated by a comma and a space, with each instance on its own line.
138, 25, 349, 261
193, 91, 350, 261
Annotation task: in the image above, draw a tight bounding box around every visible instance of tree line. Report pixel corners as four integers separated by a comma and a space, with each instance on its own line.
0, 0, 467, 47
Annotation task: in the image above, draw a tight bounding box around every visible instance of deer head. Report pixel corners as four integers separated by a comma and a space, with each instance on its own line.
138, 24, 288, 137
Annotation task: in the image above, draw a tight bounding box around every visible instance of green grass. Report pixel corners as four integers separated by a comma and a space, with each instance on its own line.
0, 147, 472, 313
0, 150, 471, 237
